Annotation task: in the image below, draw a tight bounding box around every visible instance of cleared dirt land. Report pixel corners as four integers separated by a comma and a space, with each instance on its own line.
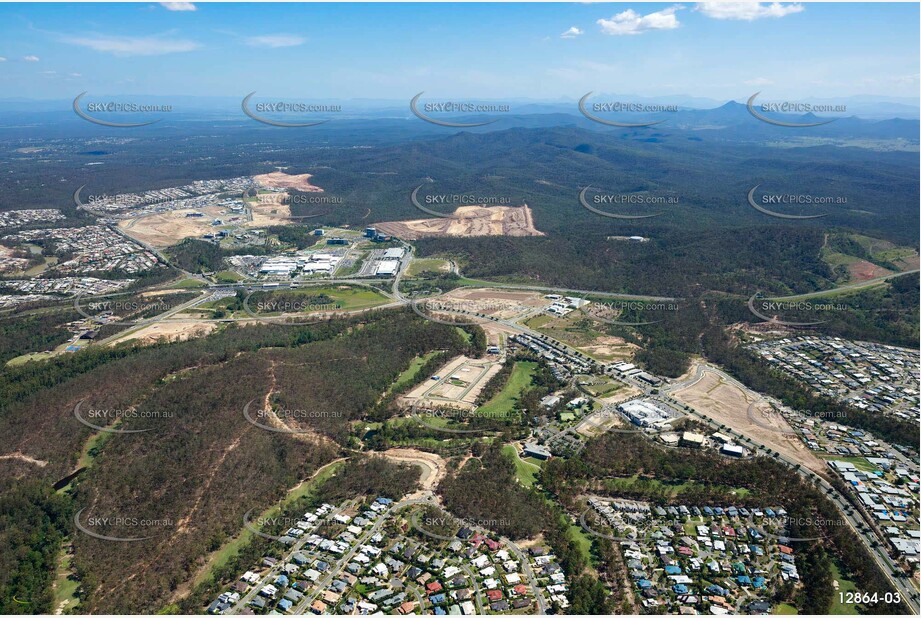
526, 312, 638, 362
249, 192, 292, 225
106, 320, 217, 346
376, 204, 543, 240
669, 363, 828, 478
117, 205, 231, 248
118, 171, 323, 248
438, 287, 547, 320
576, 410, 638, 438
254, 171, 324, 192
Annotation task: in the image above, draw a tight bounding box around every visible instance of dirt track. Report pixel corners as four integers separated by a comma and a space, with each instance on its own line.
381, 448, 447, 500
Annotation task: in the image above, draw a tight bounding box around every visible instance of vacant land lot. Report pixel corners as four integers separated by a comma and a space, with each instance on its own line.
437, 286, 546, 322
376, 204, 543, 240
254, 171, 324, 192
118, 206, 228, 248
407, 257, 451, 276
248, 192, 292, 225
525, 312, 638, 362
669, 364, 828, 478
105, 319, 218, 346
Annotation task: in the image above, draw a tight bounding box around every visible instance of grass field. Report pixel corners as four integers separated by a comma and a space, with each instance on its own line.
7, 350, 57, 366
773, 603, 798, 614
502, 444, 540, 487
213, 270, 245, 283
52, 550, 80, 614
388, 351, 441, 395
819, 455, 879, 473
524, 314, 554, 329
567, 522, 594, 566
291, 286, 390, 311
476, 361, 537, 418
407, 258, 451, 277
579, 376, 624, 398
172, 278, 208, 289
203, 286, 390, 316
829, 561, 860, 615
605, 474, 751, 498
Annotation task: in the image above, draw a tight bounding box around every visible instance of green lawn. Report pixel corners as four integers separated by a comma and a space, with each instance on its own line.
819, 455, 880, 473
407, 258, 450, 277
208, 286, 391, 316
523, 314, 554, 329
828, 561, 860, 615
476, 361, 536, 418
296, 286, 390, 311
387, 351, 440, 395
52, 551, 80, 613
172, 278, 208, 289
214, 270, 245, 283
567, 522, 594, 566
605, 475, 750, 498
7, 351, 57, 366
773, 603, 798, 614
502, 445, 540, 487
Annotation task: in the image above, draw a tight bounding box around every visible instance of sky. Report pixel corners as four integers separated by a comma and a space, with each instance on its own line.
0, 2, 918, 102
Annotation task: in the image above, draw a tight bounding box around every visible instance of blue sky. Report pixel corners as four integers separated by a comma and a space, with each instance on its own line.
0, 2, 918, 101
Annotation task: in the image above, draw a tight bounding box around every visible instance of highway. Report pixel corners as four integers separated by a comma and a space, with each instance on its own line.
767, 268, 920, 302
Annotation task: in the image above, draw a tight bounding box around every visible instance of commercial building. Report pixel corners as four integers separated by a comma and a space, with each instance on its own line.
375, 261, 398, 277
523, 443, 552, 460
721, 443, 746, 457
680, 431, 705, 448
619, 400, 674, 427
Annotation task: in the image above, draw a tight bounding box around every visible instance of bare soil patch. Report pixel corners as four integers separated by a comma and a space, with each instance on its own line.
376, 205, 543, 240
669, 366, 828, 478
107, 320, 217, 346
254, 171, 323, 193
249, 192, 293, 226
847, 260, 893, 282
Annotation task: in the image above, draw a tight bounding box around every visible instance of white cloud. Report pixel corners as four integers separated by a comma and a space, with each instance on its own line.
696, 2, 803, 21
244, 34, 306, 48
744, 77, 773, 86
69, 72, 82, 77
0, 56, 6, 62
62, 34, 200, 56
597, 6, 683, 36
23, 55, 40, 62
560, 26, 584, 39
160, 2, 197, 11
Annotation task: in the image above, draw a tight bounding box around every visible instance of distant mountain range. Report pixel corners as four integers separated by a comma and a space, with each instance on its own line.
0, 93, 918, 120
